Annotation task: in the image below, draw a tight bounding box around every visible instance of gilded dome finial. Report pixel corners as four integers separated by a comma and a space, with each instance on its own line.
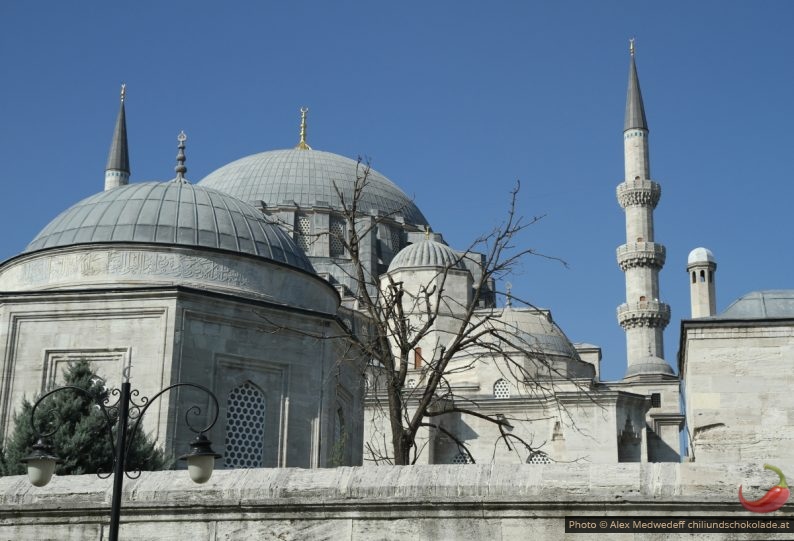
175, 131, 188, 182
120, 83, 126, 103
295, 107, 312, 150
629, 37, 635, 57
424, 225, 431, 240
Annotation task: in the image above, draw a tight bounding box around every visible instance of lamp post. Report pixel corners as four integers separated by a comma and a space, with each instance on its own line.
21, 367, 221, 541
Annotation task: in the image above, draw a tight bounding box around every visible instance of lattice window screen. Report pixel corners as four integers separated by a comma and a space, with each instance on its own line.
329, 216, 346, 257
225, 382, 266, 468
295, 214, 311, 252
390, 226, 402, 253
451, 452, 472, 464
493, 378, 510, 399
526, 451, 552, 464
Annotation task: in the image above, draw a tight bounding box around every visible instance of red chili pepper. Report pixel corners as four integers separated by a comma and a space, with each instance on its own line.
739, 463, 790, 513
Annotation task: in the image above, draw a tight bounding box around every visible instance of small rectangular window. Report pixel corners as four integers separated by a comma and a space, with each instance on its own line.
650, 393, 661, 408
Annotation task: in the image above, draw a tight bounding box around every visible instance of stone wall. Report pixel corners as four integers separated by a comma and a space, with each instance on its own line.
1, 464, 792, 540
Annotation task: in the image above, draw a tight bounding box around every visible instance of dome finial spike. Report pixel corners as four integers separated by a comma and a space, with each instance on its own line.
629, 37, 635, 57
175, 130, 188, 183
120, 82, 126, 103
424, 225, 431, 240
295, 107, 312, 150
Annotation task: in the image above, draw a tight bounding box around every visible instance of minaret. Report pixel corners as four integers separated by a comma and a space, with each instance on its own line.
687, 247, 717, 318
616, 41, 672, 378
104, 84, 130, 190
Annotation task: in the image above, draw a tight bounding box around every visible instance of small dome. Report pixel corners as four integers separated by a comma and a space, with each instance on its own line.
25, 181, 313, 272
718, 290, 794, 319
495, 308, 580, 359
388, 239, 466, 272
687, 247, 715, 266
199, 149, 429, 226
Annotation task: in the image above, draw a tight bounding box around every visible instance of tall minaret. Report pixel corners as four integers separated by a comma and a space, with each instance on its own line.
616, 41, 672, 378
104, 84, 130, 190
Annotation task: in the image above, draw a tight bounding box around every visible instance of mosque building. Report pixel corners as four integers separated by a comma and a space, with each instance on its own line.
0, 45, 791, 470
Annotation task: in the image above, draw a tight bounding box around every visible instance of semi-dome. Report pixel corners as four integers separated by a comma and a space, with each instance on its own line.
198, 149, 429, 226
388, 239, 466, 272
687, 247, 716, 266
25, 181, 313, 272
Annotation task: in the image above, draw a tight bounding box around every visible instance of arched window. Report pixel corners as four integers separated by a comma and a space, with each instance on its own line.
691, 271, 696, 284
225, 382, 266, 468
639, 295, 646, 302
329, 216, 346, 257
700, 270, 706, 282
451, 451, 472, 464
493, 379, 510, 399
407, 378, 417, 389
526, 451, 552, 464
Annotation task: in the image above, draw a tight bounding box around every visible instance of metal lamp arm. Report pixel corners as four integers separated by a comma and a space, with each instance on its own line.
30, 385, 118, 456
123, 382, 220, 470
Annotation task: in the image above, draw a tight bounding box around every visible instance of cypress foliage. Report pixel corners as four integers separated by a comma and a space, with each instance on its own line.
1, 360, 166, 476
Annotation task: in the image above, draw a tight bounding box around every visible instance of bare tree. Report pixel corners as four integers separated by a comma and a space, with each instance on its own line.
259, 160, 594, 466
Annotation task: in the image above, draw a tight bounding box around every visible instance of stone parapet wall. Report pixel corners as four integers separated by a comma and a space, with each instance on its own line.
1, 464, 792, 540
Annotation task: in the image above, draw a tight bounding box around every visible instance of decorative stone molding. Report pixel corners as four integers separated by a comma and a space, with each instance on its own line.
616, 179, 661, 208
616, 242, 666, 270
617, 301, 671, 329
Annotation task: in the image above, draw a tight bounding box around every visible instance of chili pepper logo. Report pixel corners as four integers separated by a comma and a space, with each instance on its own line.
739, 464, 790, 513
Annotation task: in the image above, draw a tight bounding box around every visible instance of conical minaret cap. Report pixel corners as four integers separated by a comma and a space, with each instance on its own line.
106, 84, 130, 173
624, 41, 648, 131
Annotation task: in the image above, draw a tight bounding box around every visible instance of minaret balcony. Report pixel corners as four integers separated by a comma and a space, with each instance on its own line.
617, 301, 671, 329
616, 179, 661, 209
616, 242, 666, 270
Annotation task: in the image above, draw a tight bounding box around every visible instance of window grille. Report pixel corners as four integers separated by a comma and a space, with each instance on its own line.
390, 226, 402, 253
225, 382, 266, 468
650, 393, 661, 408
329, 216, 345, 257
452, 452, 472, 464
493, 378, 510, 399
407, 379, 417, 389
295, 214, 311, 252
526, 451, 552, 464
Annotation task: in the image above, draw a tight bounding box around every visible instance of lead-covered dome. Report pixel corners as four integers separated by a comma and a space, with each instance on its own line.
198, 149, 429, 226
25, 181, 313, 272
388, 239, 465, 272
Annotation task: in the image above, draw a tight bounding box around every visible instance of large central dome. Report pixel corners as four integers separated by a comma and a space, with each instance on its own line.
198, 149, 429, 226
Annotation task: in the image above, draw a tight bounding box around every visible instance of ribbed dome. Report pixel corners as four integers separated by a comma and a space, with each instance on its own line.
25, 181, 313, 272
199, 149, 429, 226
388, 239, 466, 272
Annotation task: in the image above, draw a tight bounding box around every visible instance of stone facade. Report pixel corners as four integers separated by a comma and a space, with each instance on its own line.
680, 317, 794, 464
1, 464, 791, 540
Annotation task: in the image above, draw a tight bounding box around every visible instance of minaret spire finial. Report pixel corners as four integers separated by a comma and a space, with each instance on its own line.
424, 225, 431, 240
295, 107, 312, 150
175, 131, 188, 183
105, 83, 131, 191
629, 37, 635, 57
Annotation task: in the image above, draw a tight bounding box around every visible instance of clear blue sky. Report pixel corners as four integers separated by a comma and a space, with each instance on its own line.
1, 2, 792, 381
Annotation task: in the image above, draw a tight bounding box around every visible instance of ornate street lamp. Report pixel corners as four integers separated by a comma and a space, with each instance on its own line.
21, 367, 221, 541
